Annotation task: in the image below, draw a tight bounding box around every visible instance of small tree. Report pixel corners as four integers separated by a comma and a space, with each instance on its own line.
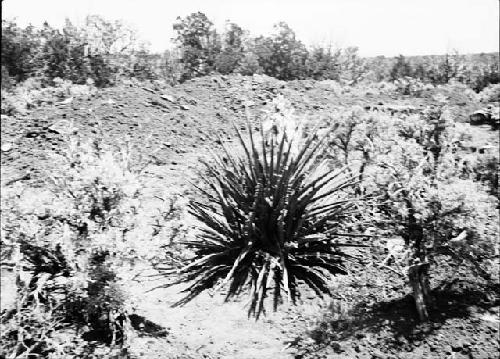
249, 23, 309, 80
215, 21, 246, 74
338, 47, 367, 85
390, 55, 413, 81
173, 12, 220, 81
236, 51, 263, 75
267, 22, 309, 80
1, 20, 41, 83
373, 107, 497, 320
306, 45, 341, 80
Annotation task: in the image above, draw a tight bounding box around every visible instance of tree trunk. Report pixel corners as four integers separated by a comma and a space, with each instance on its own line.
408, 262, 431, 322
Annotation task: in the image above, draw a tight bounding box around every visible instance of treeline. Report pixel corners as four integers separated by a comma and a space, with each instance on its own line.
2, 12, 499, 90
171, 12, 366, 83
172, 12, 498, 90
366, 53, 499, 92
1, 16, 157, 88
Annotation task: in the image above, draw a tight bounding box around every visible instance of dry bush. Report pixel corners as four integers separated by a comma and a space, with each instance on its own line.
393, 77, 431, 97
0, 78, 96, 116
478, 83, 500, 103
0, 132, 167, 356
336, 105, 499, 320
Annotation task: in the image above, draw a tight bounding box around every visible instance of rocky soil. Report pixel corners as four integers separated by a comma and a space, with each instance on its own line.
1, 74, 498, 358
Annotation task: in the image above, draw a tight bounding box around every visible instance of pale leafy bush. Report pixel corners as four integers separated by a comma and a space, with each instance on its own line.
1, 85, 36, 115
51, 77, 97, 99
394, 76, 429, 97
318, 80, 344, 95
0, 134, 162, 355
323, 104, 498, 320
478, 83, 500, 103
236, 52, 263, 75
372, 108, 497, 258
306, 298, 354, 344
260, 95, 304, 153
0, 78, 96, 115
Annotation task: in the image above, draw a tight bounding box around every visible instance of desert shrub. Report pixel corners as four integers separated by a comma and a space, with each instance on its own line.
0, 77, 46, 115
36, 21, 116, 87
469, 61, 499, 92
1, 289, 65, 358
223, 22, 311, 80
321, 104, 498, 321
1, 20, 41, 83
472, 155, 499, 197
173, 12, 220, 81
0, 133, 151, 355
337, 47, 367, 85
1, 17, 152, 88
256, 22, 309, 80
0, 78, 96, 116
306, 298, 354, 344
390, 55, 414, 80
159, 49, 184, 85
236, 51, 263, 75
165, 100, 362, 318
305, 46, 341, 81
1, 65, 13, 89
215, 22, 245, 75
130, 52, 159, 81
364, 52, 499, 91
326, 106, 367, 166
362, 107, 498, 320
478, 83, 500, 103
85, 54, 117, 87
215, 49, 243, 74
1, 89, 31, 116
393, 76, 427, 97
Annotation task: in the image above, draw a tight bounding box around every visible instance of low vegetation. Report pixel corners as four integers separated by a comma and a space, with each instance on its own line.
1, 10, 498, 359
1, 133, 150, 357
167, 111, 362, 318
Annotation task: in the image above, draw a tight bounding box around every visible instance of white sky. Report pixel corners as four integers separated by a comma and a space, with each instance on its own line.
2, 0, 499, 57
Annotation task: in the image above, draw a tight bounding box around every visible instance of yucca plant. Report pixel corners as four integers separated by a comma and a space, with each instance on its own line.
168, 119, 362, 318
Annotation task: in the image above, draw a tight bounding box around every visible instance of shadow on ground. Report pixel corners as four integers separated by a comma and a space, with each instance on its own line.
129, 313, 169, 338
80, 313, 168, 345
308, 279, 499, 349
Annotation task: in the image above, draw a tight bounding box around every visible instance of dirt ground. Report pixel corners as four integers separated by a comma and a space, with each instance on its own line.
1, 74, 498, 358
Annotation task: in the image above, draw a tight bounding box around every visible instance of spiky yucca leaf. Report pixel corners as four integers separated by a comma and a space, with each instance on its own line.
172, 119, 361, 318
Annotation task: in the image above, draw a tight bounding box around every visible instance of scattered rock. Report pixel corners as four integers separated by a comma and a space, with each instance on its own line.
1, 142, 13, 152
371, 349, 385, 358
58, 96, 74, 105
150, 99, 169, 109
161, 94, 176, 103
142, 86, 156, 94
451, 339, 464, 352
48, 120, 77, 135
331, 341, 343, 353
